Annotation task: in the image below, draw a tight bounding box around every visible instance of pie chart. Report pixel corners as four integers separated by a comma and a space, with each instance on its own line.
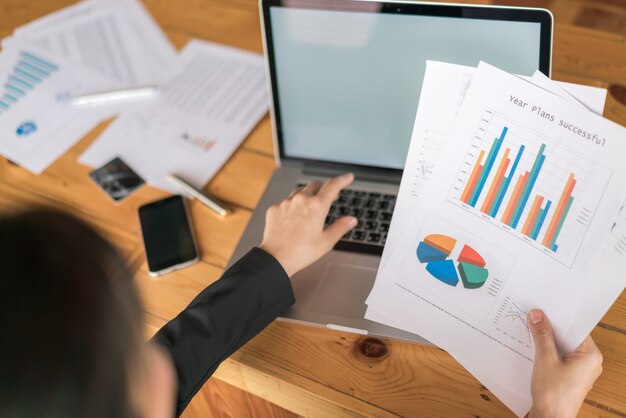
416, 234, 489, 289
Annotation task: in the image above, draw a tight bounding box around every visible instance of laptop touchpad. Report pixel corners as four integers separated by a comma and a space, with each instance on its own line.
308, 262, 376, 318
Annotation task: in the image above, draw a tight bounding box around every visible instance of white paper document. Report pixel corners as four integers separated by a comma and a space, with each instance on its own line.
4, 0, 181, 88
0, 42, 110, 173
80, 40, 269, 192
0, 0, 183, 174
365, 61, 613, 416
366, 62, 626, 416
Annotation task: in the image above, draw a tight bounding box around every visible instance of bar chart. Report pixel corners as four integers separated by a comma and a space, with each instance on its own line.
450, 110, 612, 266
0, 50, 59, 116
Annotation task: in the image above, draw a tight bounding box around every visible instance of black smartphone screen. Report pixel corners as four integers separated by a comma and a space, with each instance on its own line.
138, 195, 198, 273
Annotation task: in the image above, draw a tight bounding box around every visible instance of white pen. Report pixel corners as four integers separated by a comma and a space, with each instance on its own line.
71, 86, 159, 106
167, 174, 230, 218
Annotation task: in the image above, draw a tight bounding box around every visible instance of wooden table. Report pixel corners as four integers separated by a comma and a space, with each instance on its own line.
1, 0, 625, 416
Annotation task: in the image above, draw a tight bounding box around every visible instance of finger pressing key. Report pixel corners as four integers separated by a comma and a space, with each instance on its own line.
318, 173, 354, 205
301, 180, 323, 196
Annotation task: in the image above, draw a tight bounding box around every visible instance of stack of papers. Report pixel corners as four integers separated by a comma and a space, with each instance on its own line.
0, 0, 269, 194
0, 0, 181, 173
365, 61, 626, 416
79, 40, 269, 193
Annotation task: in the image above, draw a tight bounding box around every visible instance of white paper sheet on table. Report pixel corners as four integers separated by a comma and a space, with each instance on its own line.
0, 42, 113, 173
365, 62, 626, 416
79, 39, 269, 193
3, 0, 182, 89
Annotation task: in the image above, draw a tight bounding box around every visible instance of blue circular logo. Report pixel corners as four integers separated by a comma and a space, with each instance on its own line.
16, 121, 37, 137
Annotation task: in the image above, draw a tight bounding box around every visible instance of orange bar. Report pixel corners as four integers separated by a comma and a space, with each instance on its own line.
461, 150, 486, 203
522, 195, 544, 235
543, 173, 577, 247
502, 172, 529, 225
481, 148, 511, 213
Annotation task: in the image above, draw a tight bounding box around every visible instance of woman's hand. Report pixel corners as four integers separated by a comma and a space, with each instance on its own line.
259, 173, 357, 277
528, 309, 603, 418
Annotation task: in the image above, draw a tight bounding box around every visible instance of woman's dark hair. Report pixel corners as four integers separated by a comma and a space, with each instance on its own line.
0, 210, 143, 418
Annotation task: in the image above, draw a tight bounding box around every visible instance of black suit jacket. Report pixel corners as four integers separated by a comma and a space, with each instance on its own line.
152, 247, 295, 416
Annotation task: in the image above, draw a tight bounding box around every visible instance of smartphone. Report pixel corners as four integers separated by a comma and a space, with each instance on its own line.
138, 195, 199, 276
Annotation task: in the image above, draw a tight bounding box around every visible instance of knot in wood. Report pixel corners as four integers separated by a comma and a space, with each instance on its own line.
357, 337, 388, 358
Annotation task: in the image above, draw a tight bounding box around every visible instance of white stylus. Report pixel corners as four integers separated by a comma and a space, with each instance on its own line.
71, 86, 159, 106
167, 174, 230, 218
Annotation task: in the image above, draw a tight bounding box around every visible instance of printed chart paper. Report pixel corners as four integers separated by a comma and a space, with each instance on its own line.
366, 62, 626, 416
79, 40, 269, 192
0, 43, 110, 173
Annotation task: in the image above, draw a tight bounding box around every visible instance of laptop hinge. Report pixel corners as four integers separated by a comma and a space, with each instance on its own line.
300, 162, 402, 185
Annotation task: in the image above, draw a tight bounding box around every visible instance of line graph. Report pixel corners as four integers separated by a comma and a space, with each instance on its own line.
492, 296, 532, 347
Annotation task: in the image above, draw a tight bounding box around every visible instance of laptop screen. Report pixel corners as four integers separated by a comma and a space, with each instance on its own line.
268, 4, 550, 171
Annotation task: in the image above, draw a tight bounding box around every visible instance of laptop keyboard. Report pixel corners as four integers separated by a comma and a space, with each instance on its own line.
298, 183, 396, 255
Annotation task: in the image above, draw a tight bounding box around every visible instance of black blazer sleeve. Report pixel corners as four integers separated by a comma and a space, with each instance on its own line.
151, 247, 295, 416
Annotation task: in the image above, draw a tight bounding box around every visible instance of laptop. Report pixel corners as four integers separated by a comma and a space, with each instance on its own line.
229, 0, 553, 342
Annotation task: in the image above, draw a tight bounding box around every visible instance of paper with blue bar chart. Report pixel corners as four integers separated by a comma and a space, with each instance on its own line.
452, 113, 611, 267
0, 42, 109, 173
366, 62, 626, 417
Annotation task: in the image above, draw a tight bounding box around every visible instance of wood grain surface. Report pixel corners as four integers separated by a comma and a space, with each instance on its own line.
1, 0, 625, 417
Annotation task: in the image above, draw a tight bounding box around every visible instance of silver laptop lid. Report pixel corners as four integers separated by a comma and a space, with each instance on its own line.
261, 0, 552, 175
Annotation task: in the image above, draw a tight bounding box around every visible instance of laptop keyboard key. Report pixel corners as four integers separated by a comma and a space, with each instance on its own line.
350, 208, 363, 217
365, 210, 378, 220
320, 185, 396, 250
365, 221, 378, 231
363, 199, 376, 208
352, 230, 366, 241
367, 233, 381, 243
379, 212, 392, 221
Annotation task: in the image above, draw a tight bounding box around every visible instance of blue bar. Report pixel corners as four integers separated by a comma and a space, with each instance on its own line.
470, 126, 508, 207
511, 150, 546, 229
0, 101, 10, 109
531, 200, 552, 239
3, 94, 17, 103
14, 67, 41, 83
9, 75, 34, 89
490, 144, 525, 217
5, 83, 25, 96
21, 51, 58, 72
552, 244, 559, 252
17, 60, 49, 78
9, 75, 34, 90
